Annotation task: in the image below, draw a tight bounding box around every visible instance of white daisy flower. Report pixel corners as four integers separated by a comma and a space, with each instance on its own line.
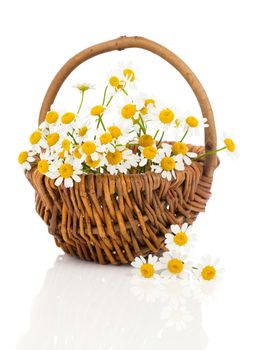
51, 157, 83, 188
159, 251, 192, 279
39, 110, 60, 134
139, 145, 158, 167
107, 68, 126, 92
171, 141, 197, 165
131, 254, 161, 279
84, 153, 106, 172
29, 129, 47, 153
151, 146, 184, 181
59, 112, 78, 133
18, 151, 36, 170
193, 255, 224, 284
222, 132, 239, 159
164, 223, 196, 251
118, 61, 138, 89
117, 95, 144, 122
105, 148, 139, 175
36, 151, 58, 178
73, 82, 95, 92
184, 115, 208, 136
161, 302, 193, 331
107, 120, 134, 145
151, 105, 180, 132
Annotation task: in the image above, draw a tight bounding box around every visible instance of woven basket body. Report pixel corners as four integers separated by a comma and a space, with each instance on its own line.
26, 36, 218, 264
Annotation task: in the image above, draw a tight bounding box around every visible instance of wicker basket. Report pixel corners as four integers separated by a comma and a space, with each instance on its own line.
26, 36, 218, 265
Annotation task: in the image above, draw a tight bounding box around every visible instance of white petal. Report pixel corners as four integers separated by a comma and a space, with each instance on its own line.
55, 177, 63, 187
171, 225, 180, 234
65, 177, 73, 188
181, 223, 188, 232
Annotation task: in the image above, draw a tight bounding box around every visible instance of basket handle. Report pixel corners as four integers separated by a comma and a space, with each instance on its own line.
39, 36, 217, 177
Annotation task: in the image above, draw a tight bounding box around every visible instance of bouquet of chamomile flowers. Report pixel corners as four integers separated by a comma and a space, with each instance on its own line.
18, 64, 237, 187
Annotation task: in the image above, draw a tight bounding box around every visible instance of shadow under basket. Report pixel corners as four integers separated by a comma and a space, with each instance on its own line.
26, 36, 219, 264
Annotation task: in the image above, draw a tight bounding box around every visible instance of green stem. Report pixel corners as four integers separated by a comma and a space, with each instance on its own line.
138, 115, 146, 134
180, 128, 189, 142
77, 91, 85, 114
106, 95, 113, 107
67, 131, 77, 145
122, 88, 128, 96
153, 130, 159, 140
157, 131, 165, 147
102, 85, 108, 105
195, 146, 227, 159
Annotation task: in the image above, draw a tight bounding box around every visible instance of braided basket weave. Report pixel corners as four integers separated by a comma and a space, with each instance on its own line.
26, 36, 218, 265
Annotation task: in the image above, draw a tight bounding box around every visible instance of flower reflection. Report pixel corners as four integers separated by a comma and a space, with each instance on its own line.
17, 254, 209, 350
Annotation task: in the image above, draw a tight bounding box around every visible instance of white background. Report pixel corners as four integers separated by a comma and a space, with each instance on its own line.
0, 0, 263, 349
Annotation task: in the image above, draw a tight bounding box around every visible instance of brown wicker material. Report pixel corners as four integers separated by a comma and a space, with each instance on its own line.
26, 36, 218, 264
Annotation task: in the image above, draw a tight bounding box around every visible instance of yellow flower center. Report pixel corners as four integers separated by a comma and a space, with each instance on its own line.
143, 146, 157, 160
90, 105, 105, 116
73, 146, 82, 159
45, 111, 59, 124
140, 107, 148, 116
79, 126, 88, 137
61, 112, 75, 124
86, 155, 100, 168
106, 150, 122, 165
100, 132, 113, 145
123, 68, 135, 82
18, 151, 28, 164
108, 126, 122, 139
30, 131, 42, 145
159, 109, 175, 124
139, 134, 154, 147
186, 116, 199, 128
160, 157, 176, 171
167, 258, 184, 274
46, 133, 59, 147
173, 232, 188, 246
144, 98, 155, 107
58, 150, 65, 159
140, 263, 154, 278
82, 141, 96, 155
109, 76, 120, 87
121, 104, 136, 119
201, 265, 216, 281
58, 163, 73, 178
62, 139, 71, 151
224, 138, 235, 152
172, 142, 189, 155
37, 159, 49, 174
77, 84, 90, 92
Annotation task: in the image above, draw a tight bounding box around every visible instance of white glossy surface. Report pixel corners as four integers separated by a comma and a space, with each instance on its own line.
1, 0, 263, 348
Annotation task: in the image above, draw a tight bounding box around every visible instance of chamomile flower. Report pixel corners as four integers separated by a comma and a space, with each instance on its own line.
39, 110, 60, 133
84, 153, 106, 171
107, 69, 126, 92
81, 140, 100, 161
59, 112, 77, 132
159, 251, 192, 279
193, 256, 224, 283
222, 132, 239, 158
151, 105, 179, 132
165, 223, 196, 251
184, 115, 208, 136
171, 142, 197, 165
118, 95, 144, 121
105, 148, 139, 175
73, 83, 95, 92
107, 121, 132, 145
94, 130, 115, 153
52, 157, 83, 188
29, 130, 47, 153
18, 151, 36, 170
151, 147, 184, 181
139, 146, 158, 166
131, 254, 161, 279
37, 152, 58, 179
118, 62, 137, 89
